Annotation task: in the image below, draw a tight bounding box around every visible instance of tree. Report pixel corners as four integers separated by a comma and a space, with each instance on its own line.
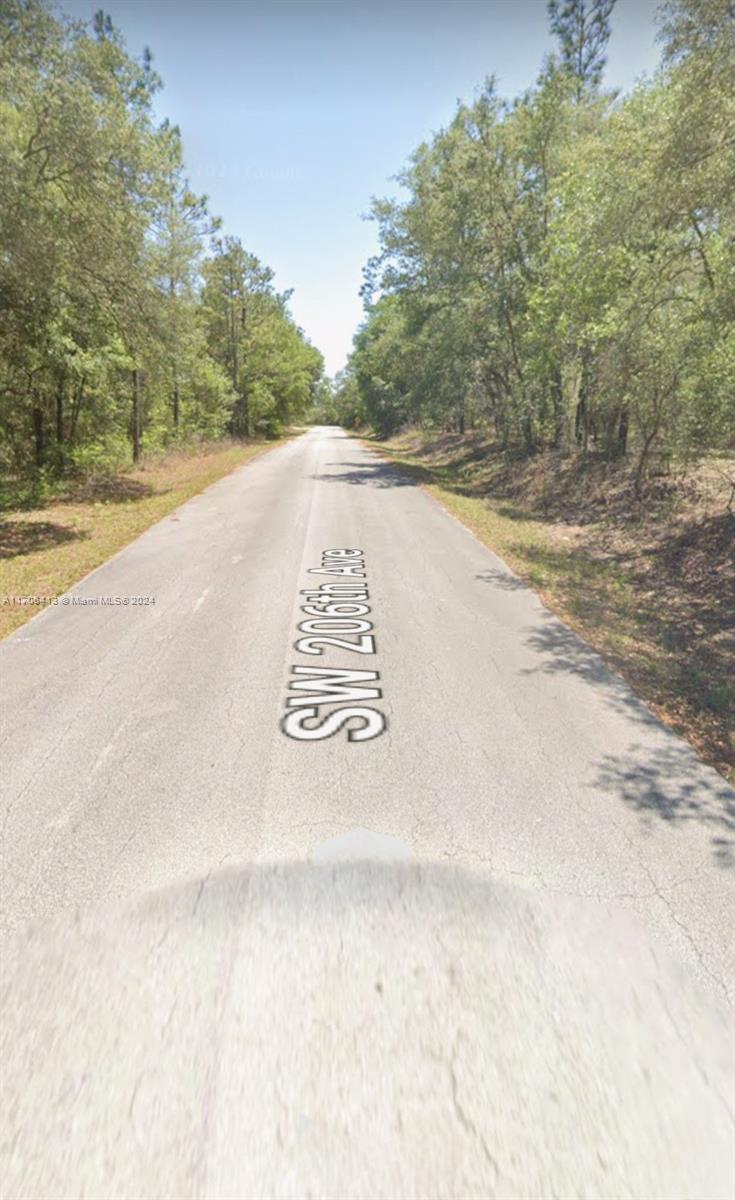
547, 0, 616, 100
202, 237, 322, 439
0, 1, 322, 479
349, 0, 734, 493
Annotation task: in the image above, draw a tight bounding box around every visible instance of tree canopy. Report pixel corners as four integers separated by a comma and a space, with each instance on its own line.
0, 0, 323, 480
338, 0, 734, 493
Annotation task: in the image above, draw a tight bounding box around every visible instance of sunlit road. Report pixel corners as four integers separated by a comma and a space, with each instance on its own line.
1, 426, 733, 1199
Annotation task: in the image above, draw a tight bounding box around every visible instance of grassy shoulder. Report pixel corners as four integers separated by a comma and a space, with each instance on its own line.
0, 437, 287, 641
369, 430, 735, 783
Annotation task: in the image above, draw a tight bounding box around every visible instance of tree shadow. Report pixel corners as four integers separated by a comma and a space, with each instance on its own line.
475, 569, 527, 592
644, 511, 735, 631
62, 476, 156, 504
494, 503, 547, 523
343, 444, 491, 499
513, 535, 734, 764
519, 612, 735, 865
0, 474, 156, 513
0, 520, 88, 559
522, 615, 631, 690
594, 744, 735, 870
520, 614, 669, 732
311, 462, 419, 488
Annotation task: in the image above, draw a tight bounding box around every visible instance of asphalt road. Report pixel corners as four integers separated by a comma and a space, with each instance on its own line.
1, 426, 734, 1199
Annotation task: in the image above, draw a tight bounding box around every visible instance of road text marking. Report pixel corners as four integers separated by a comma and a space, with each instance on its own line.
281, 549, 386, 741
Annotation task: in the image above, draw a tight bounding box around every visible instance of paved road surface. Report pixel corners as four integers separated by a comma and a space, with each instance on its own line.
1, 426, 734, 1198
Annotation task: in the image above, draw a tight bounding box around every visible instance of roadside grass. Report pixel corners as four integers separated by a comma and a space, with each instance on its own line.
0, 437, 286, 641
368, 430, 735, 783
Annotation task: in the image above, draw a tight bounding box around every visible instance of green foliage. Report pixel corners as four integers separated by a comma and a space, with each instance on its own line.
351, 0, 735, 492
548, 0, 615, 99
0, 0, 323, 482
200, 237, 323, 440
308, 378, 339, 424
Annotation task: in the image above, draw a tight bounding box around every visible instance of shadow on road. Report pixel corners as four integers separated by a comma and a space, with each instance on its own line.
594, 744, 735, 870
311, 461, 418, 488
522, 616, 619, 688
475, 569, 527, 592
519, 612, 735, 866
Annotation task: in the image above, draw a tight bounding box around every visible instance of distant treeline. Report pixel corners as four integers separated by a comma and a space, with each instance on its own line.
0, 1, 324, 481
326, 0, 734, 494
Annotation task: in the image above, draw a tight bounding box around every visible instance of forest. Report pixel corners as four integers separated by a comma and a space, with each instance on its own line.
327, 0, 734, 497
0, 0, 324, 485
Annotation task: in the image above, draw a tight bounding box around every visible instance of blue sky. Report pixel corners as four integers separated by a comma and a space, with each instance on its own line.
64, 0, 662, 375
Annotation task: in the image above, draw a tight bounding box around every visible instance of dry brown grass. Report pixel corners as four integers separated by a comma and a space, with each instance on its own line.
371, 430, 735, 783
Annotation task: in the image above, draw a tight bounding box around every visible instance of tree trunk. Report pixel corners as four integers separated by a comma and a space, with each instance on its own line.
69, 376, 85, 443
634, 429, 658, 500
32, 402, 45, 468
172, 377, 180, 430
56, 378, 64, 445
227, 275, 240, 437
55, 375, 65, 472
552, 368, 564, 448
617, 408, 629, 457
131, 368, 141, 463
575, 397, 588, 454
574, 354, 590, 454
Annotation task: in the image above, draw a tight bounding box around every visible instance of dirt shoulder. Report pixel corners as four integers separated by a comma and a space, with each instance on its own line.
370, 430, 735, 783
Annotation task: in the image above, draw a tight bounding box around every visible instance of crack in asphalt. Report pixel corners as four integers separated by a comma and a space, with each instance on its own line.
449, 1032, 501, 1190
